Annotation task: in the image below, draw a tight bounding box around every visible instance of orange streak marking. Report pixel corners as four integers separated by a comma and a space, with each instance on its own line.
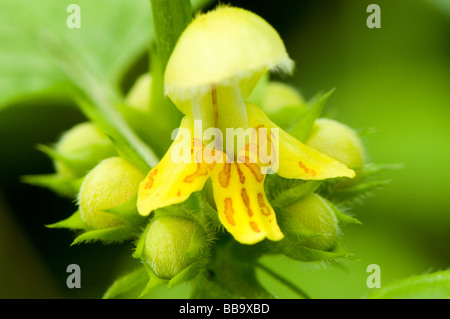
241, 188, 253, 217
250, 221, 260, 233
257, 193, 271, 216
219, 163, 231, 187
224, 198, 235, 226
144, 169, 158, 190
298, 161, 317, 177
235, 163, 245, 184
243, 161, 264, 183
184, 163, 208, 183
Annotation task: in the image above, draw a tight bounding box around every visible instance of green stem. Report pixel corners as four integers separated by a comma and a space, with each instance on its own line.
204, 240, 275, 299
147, 0, 193, 154
48, 41, 159, 172
151, 0, 193, 70
73, 83, 158, 173
30, 6, 159, 173
256, 261, 311, 299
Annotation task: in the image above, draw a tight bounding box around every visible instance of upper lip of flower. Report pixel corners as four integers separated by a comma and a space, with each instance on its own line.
163, 5, 295, 117
136, 6, 355, 245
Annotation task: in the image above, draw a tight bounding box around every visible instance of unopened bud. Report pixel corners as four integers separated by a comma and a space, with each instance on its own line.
125, 73, 152, 111
260, 81, 307, 128
78, 157, 145, 229
305, 118, 365, 171
143, 215, 206, 280
261, 81, 306, 113
283, 193, 339, 251
54, 122, 117, 178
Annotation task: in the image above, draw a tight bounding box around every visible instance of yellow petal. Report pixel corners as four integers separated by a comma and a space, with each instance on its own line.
165, 6, 294, 113
210, 162, 284, 245
246, 103, 355, 180
137, 117, 213, 216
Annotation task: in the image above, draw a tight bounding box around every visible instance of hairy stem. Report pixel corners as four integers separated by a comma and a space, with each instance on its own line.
148, 0, 193, 153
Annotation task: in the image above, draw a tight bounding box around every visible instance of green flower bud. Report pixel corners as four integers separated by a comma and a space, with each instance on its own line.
261, 81, 306, 113
78, 157, 145, 229
143, 215, 205, 280
283, 193, 339, 251
125, 73, 152, 112
54, 122, 117, 179
305, 118, 365, 171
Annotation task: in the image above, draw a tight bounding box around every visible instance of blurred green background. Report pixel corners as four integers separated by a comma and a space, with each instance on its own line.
0, 0, 449, 298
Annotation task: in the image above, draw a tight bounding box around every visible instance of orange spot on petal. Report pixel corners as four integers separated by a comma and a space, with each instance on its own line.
235, 163, 245, 184
299, 161, 317, 177
143, 169, 158, 189
250, 221, 260, 233
243, 161, 264, 183
257, 193, 271, 216
224, 197, 235, 226
219, 163, 231, 188
184, 163, 208, 183
241, 188, 253, 217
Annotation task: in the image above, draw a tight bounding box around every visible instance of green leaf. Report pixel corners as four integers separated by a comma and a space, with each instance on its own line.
36, 143, 116, 178
322, 198, 362, 226
167, 263, 201, 289
248, 73, 269, 107
104, 194, 147, 228
46, 210, 88, 231
265, 174, 322, 208
71, 225, 137, 245
117, 104, 161, 152
36, 144, 80, 170
74, 94, 158, 173
319, 162, 401, 205
103, 266, 148, 299
190, 277, 238, 299
133, 221, 153, 260
288, 89, 335, 142
322, 179, 391, 206
429, 0, 450, 16
139, 264, 167, 298
362, 162, 404, 177
1, 0, 160, 172
267, 105, 308, 131
0, 0, 213, 110
289, 241, 352, 262
265, 239, 352, 263
339, 180, 390, 201
368, 270, 450, 299
206, 250, 275, 299
1, 0, 216, 175
0, 0, 151, 108
195, 187, 222, 227
21, 174, 83, 198
185, 226, 207, 258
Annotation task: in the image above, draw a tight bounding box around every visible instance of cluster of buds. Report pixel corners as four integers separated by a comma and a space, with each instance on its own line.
31, 5, 376, 299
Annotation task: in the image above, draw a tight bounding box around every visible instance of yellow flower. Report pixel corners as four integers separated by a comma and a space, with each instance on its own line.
137, 6, 354, 245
